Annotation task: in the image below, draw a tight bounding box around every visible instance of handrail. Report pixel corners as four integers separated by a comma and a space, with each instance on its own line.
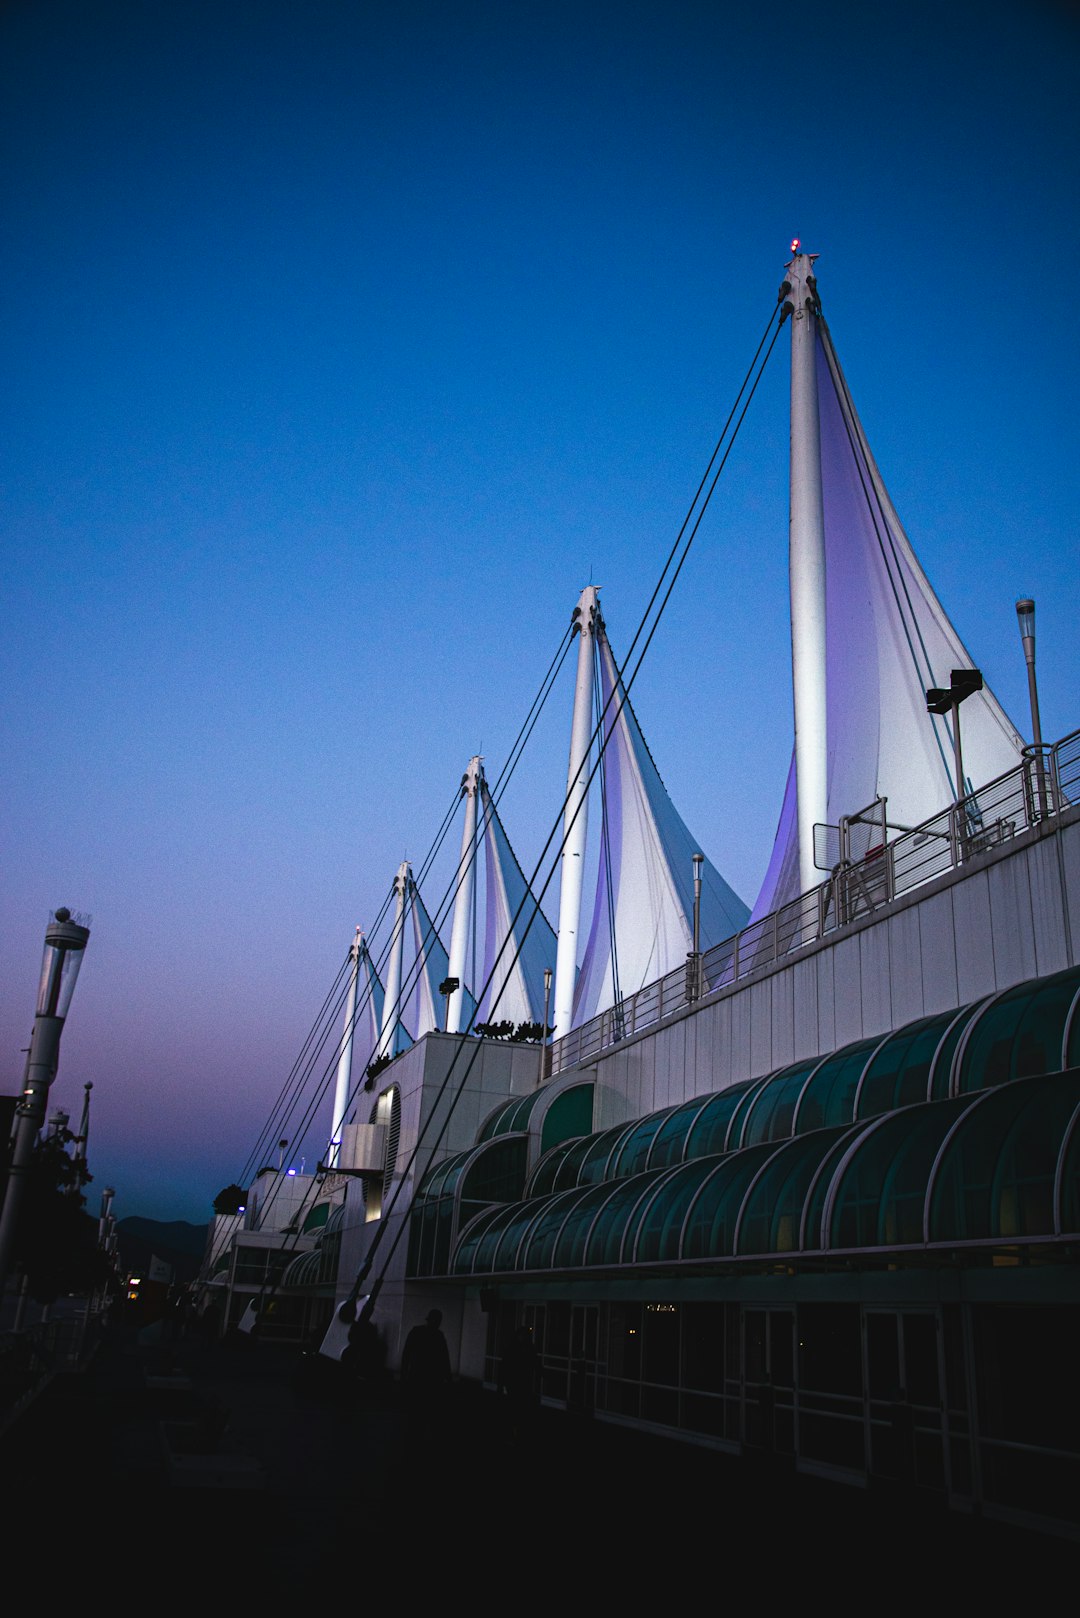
550, 727, 1079, 1078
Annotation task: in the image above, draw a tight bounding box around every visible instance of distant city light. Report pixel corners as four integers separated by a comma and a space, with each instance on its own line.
286, 1168, 297, 1177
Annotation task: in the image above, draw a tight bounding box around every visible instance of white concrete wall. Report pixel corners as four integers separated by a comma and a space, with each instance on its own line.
246, 1169, 320, 1233
335, 1031, 542, 1365
592, 814, 1078, 1131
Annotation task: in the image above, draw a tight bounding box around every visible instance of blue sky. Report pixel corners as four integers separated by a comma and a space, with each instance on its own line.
2, 1, 1077, 1223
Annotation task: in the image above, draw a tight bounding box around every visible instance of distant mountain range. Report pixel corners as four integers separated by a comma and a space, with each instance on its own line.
117, 1216, 208, 1284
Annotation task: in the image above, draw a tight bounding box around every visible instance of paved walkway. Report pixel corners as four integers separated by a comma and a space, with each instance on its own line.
4, 1322, 1071, 1594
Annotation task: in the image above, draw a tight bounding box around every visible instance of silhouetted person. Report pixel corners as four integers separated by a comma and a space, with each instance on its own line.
498, 1325, 540, 1441
341, 1307, 386, 1404
401, 1309, 452, 1430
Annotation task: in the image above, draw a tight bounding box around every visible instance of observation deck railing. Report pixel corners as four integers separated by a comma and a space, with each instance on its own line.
549, 727, 1080, 1078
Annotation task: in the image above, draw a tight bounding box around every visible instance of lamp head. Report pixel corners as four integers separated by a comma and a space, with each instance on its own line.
1016, 597, 1036, 649
36, 910, 91, 1020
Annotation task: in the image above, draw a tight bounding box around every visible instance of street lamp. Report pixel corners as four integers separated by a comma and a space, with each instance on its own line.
926, 669, 983, 804
0, 908, 91, 1300
1015, 599, 1042, 742
686, 853, 705, 1003
1016, 598, 1048, 817
438, 977, 459, 1033
98, 1186, 116, 1243
692, 853, 704, 957
540, 967, 553, 1085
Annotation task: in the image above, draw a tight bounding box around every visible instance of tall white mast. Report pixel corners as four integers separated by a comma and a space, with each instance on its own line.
328, 927, 362, 1168
553, 585, 600, 1039
445, 756, 482, 1033
377, 861, 411, 1059
784, 249, 828, 895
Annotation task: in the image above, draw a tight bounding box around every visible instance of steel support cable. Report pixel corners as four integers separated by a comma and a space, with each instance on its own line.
298, 623, 578, 1180
613, 316, 785, 730
253, 621, 576, 1221
236, 947, 354, 1188
350, 337, 783, 1312
232, 787, 462, 1229
390, 624, 577, 1023
604, 305, 781, 689
825, 321, 943, 694
359, 308, 779, 1089
385, 618, 574, 1016
836, 348, 943, 696
345, 306, 783, 1312
338, 620, 575, 1066
239, 948, 351, 1180
237, 856, 418, 1190
229, 292, 773, 1237
820, 319, 954, 786
237, 883, 400, 1190
247, 961, 372, 1199
236, 876, 417, 1242
237, 624, 577, 1301
247, 802, 463, 1230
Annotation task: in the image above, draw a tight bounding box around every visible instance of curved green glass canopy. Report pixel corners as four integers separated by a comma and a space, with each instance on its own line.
428, 966, 1080, 1280
477, 1088, 545, 1142
409, 1135, 528, 1278
954, 965, 1080, 1094
453, 1072, 1080, 1277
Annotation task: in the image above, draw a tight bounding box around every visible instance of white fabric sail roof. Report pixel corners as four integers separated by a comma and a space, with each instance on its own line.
408, 879, 476, 1038
476, 779, 557, 1027
572, 628, 750, 1027
754, 319, 1025, 917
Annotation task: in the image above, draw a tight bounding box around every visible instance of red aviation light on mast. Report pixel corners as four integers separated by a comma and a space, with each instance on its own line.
790, 237, 801, 253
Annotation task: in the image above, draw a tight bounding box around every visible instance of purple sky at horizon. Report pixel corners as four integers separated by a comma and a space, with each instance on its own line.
2, 1, 1078, 1226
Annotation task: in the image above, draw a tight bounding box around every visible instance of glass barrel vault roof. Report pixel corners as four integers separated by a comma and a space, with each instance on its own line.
453, 1072, 1080, 1277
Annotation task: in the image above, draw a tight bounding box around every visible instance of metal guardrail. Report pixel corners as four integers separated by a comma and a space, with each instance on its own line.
550, 729, 1079, 1077
0, 1312, 101, 1433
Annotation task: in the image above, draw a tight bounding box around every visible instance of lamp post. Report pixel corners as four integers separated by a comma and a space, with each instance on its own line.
72, 1081, 92, 1175
692, 853, 704, 957
0, 908, 91, 1302
686, 853, 704, 1003
927, 671, 984, 861
1015, 599, 1043, 746
926, 669, 984, 803
77, 1181, 116, 1359
1016, 598, 1048, 817
540, 967, 553, 1085
438, 977, 459, 1033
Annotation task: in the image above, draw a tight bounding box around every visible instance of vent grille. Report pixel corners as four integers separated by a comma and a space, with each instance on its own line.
381, 1085, 401, 1180
362, 1084, 401, 1215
